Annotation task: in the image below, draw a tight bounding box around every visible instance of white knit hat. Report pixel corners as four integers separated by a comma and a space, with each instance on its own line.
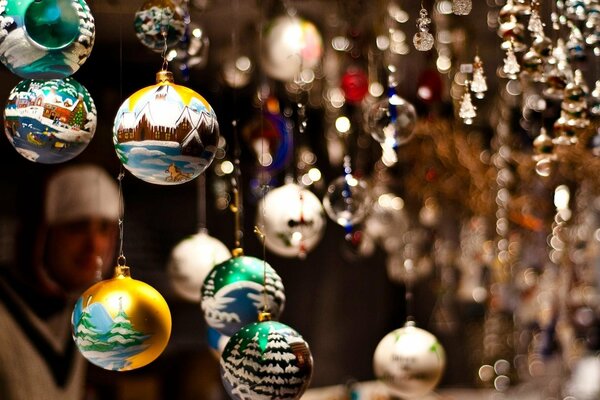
45, 164, 120, 225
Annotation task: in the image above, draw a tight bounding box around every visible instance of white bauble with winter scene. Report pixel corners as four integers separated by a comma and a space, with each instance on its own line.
0, 0, 95, 79
373, 321, 446, 399
220, 316, 313, 400
200, 254, 285, 337
167, 230, 231, 302
71, 266, 172, 371
113, 70, 219, 185
257, 183, 326, 258
4, 78, 97, 163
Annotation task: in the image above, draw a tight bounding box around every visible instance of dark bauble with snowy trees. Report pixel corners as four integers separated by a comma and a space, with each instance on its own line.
220, 317, 313, 400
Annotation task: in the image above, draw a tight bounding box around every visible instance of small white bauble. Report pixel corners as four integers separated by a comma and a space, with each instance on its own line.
257, 183, 326, 258
167, 230, 231, 302
373, 321, 446, 398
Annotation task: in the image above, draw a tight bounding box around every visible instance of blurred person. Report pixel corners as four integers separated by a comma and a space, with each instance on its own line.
0, 163, 120, 400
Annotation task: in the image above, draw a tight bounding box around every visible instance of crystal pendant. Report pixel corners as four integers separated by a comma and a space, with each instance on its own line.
452, 0, 472, 15
471, 56, 488, 99
459, 85, 477, 125
414, 7, 434, 51
503, 46, 521, 79
528, 0, 544, 35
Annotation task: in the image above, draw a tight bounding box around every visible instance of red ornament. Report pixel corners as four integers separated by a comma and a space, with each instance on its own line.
341, 67, 369, 104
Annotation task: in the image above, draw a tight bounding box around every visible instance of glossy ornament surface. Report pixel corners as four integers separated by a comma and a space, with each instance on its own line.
0, 0, 95, 79
323, 175, 370, 228
220, 318, 313, 400
207, 327, 230, 358
262, 15, 323, 82
113, 71, 219, 185
201, 255, 285, 337
367, 94, 417, 149
373, 321, 446, 399
257, 183, 326, 258
71, 266, 172, 371
134, 0, 186, 52
4, 78, 96, 163
167, 230, 231, 302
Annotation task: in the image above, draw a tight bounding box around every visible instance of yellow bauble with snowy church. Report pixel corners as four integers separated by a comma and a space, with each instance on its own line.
71, 265, 171, 371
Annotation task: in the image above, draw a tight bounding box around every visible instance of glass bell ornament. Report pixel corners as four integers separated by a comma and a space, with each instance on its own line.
71, 265, 172, 371
4, 78, 97, 163
323, 174, 371, 229
113, 70, 219, 185
0, 0, 95, 79
166, 230, 231, 302
134, 0, 186, 52
471, 56, 488, 99
589, 80, 600, 117
200, 254, 286, 337
367, 92, 417, 149
459, 86, 477, 125
261, 15, 323, 82
452, 0, 472, 15
256, 183, 326, 259
532, 127, 556, 161
413, 7, 434, 51
220, 313, 313, 400
373, 321, 446, 399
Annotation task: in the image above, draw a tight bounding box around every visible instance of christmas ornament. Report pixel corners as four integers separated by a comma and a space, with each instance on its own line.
166, 230, 231, 302
261, 15, 323, 82
413, 6, 434, 51
533, 127, 556, 177
257, 183, 326, 258
459, 82, 477, 125
113, 70, 219, 185
503, 43, 521, 79
71, 265, 172, 371
0, 0, 95, 79
590, 80, 600, 117
323, 173, 370, 229
373, 321, 446, 399
341, 66, 369, 104
207, 327, 230, 358
134, 0, 186, 52
4, 78, 97, 163
452, 0, 472, 16
220, 314, 313, 400
498, 15, 527, 53
242, 108, 292, 173
171, 22, 210, 80
201, 254, 285, 337
471, 56, 488, 99
528, 0, 544, 35
367, 90, 417, 149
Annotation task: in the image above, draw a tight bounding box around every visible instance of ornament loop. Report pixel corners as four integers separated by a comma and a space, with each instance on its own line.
117, 254, 127, 267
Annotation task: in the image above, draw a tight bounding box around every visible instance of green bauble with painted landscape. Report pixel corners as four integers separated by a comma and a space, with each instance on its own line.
200, 254, 285, 337
0, 0, 95, 79
220, 315, 313, 400
4, 78, 97, 163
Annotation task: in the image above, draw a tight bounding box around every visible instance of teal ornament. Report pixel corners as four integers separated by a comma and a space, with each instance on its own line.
220, 317, 313, 400
0, 0, 95, 79
134, 0, 186, 53
4, 78, 97, 163
200, 255, 285, 337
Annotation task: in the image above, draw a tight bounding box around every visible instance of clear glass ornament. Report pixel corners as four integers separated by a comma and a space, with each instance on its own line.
471, 56, 488, 99
413, 7, 434, 51
528, 1, 545, 35
459, 85, 477, 125
532, 127, 555, 161
503, 45, 521, 79
535, 157, 553, 177
367, 94, 417, 148
452, 0, 472, 15
323, 174, 370, 228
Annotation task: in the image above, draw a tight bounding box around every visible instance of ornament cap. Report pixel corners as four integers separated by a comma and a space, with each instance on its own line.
114, 265, 131, 278
156, 70, 174, 84
232, 248, 244, 257
258, 311, 272, 322
404, 318, 417, 328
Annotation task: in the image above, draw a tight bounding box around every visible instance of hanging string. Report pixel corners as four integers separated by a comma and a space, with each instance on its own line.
161, 29, 169, 72
117, 166, 127, 268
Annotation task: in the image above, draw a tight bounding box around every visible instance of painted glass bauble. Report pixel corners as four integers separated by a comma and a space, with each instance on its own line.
261, 15, 323, 82
323, 175, 371, 228
257, 183, 326, 258
200, 255, 285, 337
341, 66, 369, 104
207, 327, 230, 358
373, 321, 446, 399
134, 0, 186, 52
113, 71, 219, 185
367, 94, 417, 149
4, 78, 96, 163
220, 317, 313, 400
0, 0, 95, 79
242, 110, 292, 172
167, 230, 231, 302
71, 265, 172, 371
